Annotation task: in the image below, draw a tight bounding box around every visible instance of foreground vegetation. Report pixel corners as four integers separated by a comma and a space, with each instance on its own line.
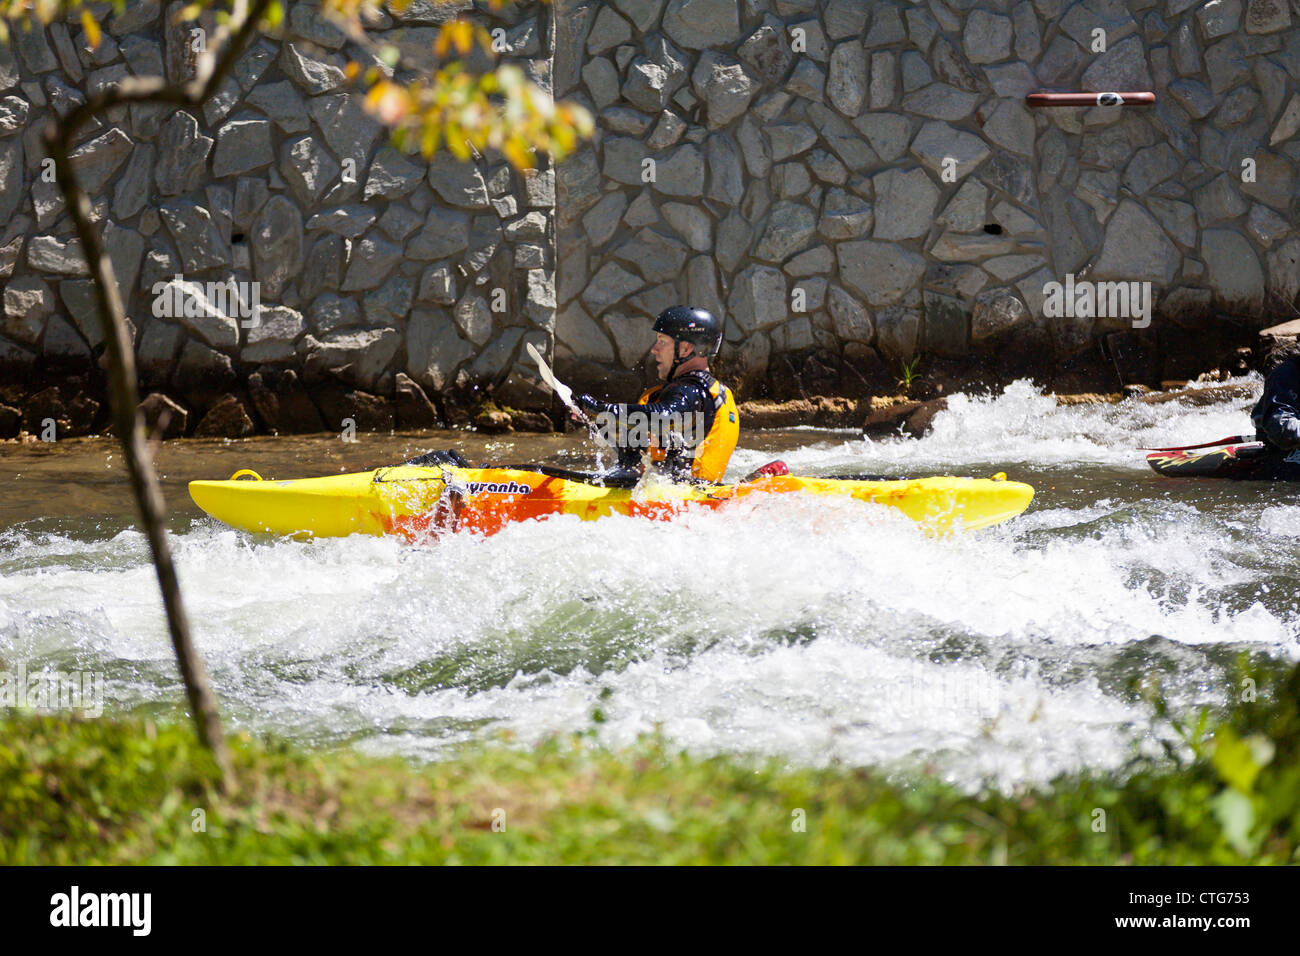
3, 663, 1298, 864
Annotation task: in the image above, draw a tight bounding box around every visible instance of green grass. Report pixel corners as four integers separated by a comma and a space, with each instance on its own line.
3, 663, 1299, 864
897, 357, 923, 393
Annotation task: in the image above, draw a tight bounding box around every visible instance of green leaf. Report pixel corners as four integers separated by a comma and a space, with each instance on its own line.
1211, 788, 1256, 857
1210, 727, 1266, 794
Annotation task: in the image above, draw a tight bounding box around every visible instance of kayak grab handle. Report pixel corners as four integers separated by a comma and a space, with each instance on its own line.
229, 469, 263, 481
991, 472, 1007, 481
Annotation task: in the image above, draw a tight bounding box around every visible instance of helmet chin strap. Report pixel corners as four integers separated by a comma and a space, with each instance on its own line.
667, 341, 694, 380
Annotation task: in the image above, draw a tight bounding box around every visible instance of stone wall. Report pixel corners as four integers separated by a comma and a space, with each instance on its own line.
3, 0, 1300, 439
0, 0, 557, 437
553, 0, 1300, 400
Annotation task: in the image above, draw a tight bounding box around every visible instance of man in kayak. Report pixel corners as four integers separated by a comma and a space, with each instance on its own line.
573, 306, 739, 483
1251, 354, 1300, 452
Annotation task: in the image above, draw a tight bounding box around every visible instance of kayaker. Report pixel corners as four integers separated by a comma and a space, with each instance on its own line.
573, 306, 739, 483
1251, 354, 1300, 452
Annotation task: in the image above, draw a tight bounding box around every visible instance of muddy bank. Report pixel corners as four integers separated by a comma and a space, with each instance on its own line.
0, 369, 560, 444
2, 379, 1258, 447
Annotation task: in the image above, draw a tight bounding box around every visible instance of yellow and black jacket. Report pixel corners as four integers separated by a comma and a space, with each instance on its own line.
596, 370, 739, 482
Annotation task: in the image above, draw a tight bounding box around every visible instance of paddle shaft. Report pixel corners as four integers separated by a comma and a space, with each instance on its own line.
1139, 435, 1254, 452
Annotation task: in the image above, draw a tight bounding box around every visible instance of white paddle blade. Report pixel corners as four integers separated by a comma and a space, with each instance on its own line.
525, 342, 616, 447
526, 342, 576, 409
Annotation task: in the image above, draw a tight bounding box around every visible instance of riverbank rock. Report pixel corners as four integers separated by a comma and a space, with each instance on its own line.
1256, 318, 1300, 371
861, 396, 949, 438
511, 410, 555, 432
1136, 383, 1256, 406
474, 405, 513, 432
900, 397, 948, 436
739, 396, 855, 429
246, 369, 324, 434
0, 403, 20, 438
20, 384, 100, 437
314, 386, 394, 433
193, 394, 255, 438
395, 372, 442, 430
138, 392, 188, 439
1055, 393, 1121, 406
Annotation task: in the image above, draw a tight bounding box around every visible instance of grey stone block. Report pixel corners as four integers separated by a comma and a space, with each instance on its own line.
872, 168, 939, 241
963, 10, 1013, 64
213, 116, 274, 178
279, 42, 346, 95
281, 136, 340, 205
901, 83, 978, 121
738, 16, 794, 85
252, 196, 304, 299
691, 51, 758, 128
1092, 200, 1180, 285
68, 126, 133, 193
753, 201, 817, 262
1202, 227, 1264, 308
663, 0, 742, 50
728, 264, 788, 335
245, 81, 309, 133
154, 111, 212, 196
827, 41, 867, 116
838, 240, 926, 306
160, 199, 231, 272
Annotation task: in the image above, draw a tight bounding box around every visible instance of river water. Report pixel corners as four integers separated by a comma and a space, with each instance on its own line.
2, 378, 1296, 791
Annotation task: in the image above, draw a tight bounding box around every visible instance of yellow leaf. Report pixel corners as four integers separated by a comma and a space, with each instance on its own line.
451, 20, 473, 57
421, 123, 440, 159
503, 139, 533, 171
364, 81, 388, 110
80, 10, 101, 49
435, 20, 473, 59
446, 122, 468, 160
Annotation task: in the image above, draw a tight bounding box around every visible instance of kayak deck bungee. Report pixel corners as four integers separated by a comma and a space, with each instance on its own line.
189, 463, 1035, 540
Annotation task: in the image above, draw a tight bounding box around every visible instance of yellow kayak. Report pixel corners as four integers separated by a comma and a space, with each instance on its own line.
189, 462, 1034, 540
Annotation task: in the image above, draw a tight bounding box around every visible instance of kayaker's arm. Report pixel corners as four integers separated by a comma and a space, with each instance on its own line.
575, 380, 709, 422
1251, 359, 1300, 451
1255, 404, 1300, 451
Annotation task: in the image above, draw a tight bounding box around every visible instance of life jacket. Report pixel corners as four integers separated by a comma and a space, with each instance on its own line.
637, 370, 739, 483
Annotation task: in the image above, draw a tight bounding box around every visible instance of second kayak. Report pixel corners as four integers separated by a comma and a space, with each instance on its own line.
1147, 441, 1300, 480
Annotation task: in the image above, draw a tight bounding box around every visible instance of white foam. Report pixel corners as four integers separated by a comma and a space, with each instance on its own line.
729, 377, 1262, 475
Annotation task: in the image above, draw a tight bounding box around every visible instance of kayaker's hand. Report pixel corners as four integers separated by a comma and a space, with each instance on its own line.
574, 393, 601, 416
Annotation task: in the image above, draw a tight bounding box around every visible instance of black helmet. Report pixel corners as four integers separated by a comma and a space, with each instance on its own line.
653, 306, 722, 358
